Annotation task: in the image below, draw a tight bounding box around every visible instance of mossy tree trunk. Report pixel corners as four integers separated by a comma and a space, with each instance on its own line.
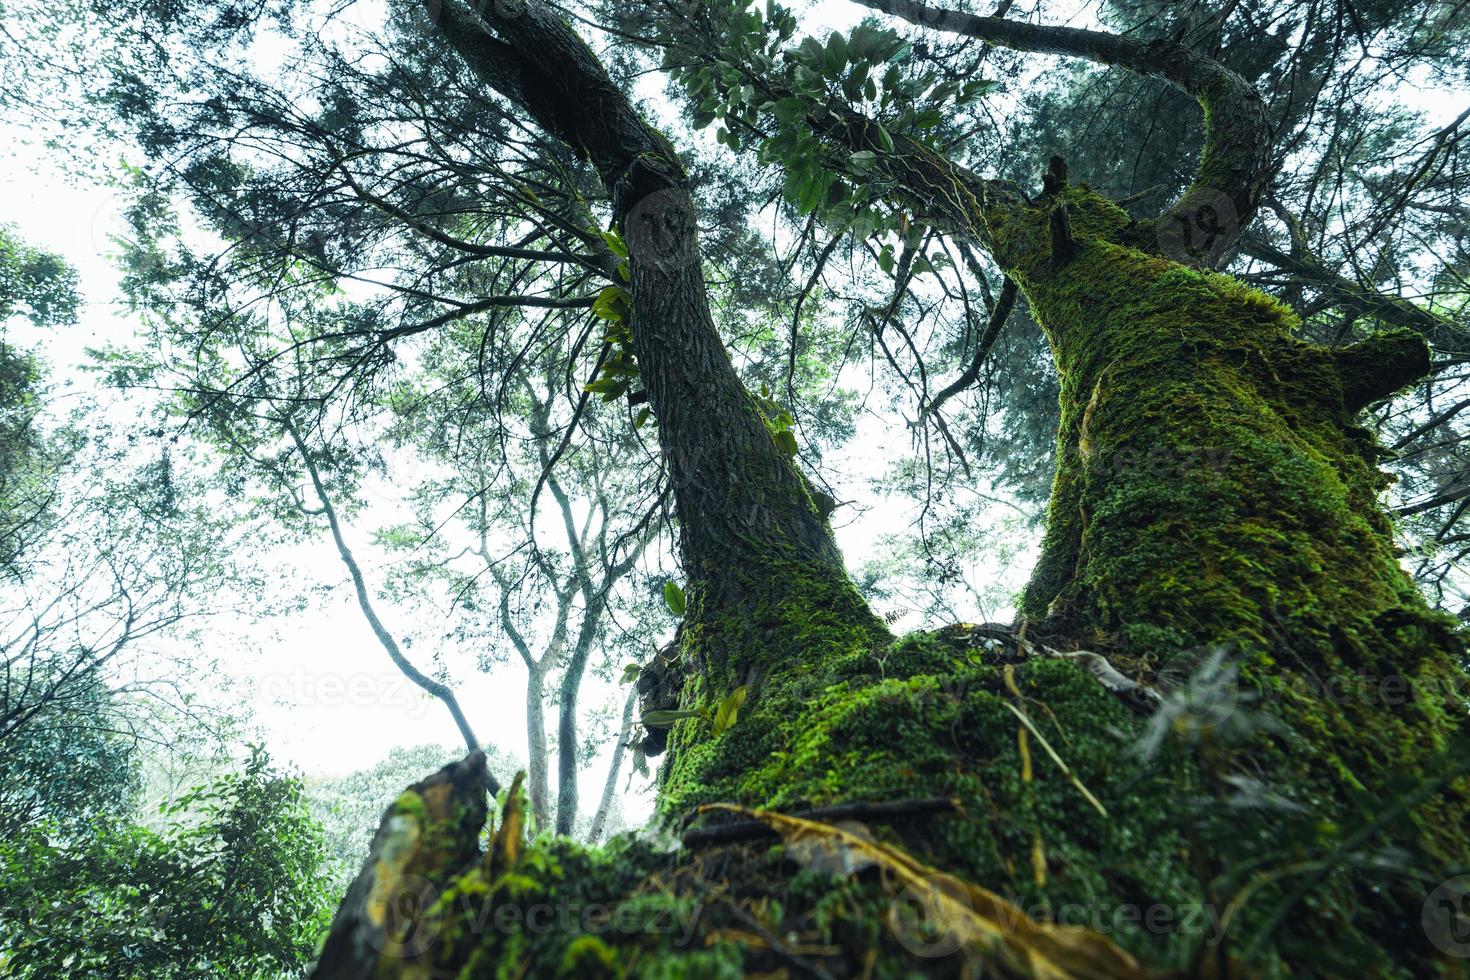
309, 4, 1469, 978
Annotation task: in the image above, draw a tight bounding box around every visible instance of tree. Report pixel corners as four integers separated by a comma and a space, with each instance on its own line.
0, 745, 332, 978
374, 346, 665, 835
0, 228, 327, 977
9, 0, 1470, 975
0, 224, 79, 573
1, 227, 249, 841
140, 251, 666, 836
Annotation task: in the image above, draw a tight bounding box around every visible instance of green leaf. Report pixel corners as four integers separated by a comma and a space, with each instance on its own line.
961, 79, 1000, 102
772, 97, 806, 124
620, 663, 641, 685
849, 149, 878, 170
592, 285, 630, 321
634, 407, 652, 429
824, 32, 849, 78
584, 377, 630, 401
877, 245, 896, 275
712, 686, 749, 736
875, 123, 895, 152
664, 581, 687, 617
914, 108, 944, 130
797, 175, 826, 214
774, 428, 799, 457
600, 230, 629, 258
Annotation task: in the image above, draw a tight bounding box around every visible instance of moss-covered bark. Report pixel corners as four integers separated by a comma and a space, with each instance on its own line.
308, 5, 1469, 978
989, 178, 1468, 850
312, 181, 1469, 977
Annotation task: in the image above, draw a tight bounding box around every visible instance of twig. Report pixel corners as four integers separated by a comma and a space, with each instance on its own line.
681, 797, 958, 849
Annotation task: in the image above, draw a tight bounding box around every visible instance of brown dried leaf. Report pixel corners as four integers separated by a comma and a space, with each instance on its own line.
698, 803, 1148, 980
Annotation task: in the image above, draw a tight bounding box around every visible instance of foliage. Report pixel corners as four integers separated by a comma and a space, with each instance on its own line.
0, 745, 332, 979
0, 669, 139, 838
2, 0, 1468, 976
0, 227, 78, 574
0, 225, 80, 329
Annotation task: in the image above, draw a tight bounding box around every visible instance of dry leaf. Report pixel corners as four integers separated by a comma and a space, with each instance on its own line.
698, 803, 1148, 980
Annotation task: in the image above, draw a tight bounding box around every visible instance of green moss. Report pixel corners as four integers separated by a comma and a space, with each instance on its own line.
972, 181, 1469, 973
558, 935, 616, 975
341, 184, 1469, 980
393, 790, 427, 821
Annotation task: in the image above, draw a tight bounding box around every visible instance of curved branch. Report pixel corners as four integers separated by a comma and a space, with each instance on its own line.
924, 275, 1017, 417
854, 0, 1273, 263
284, 420, 498, 794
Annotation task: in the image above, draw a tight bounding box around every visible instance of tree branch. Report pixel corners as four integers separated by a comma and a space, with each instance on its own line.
853, 0, 1273, 264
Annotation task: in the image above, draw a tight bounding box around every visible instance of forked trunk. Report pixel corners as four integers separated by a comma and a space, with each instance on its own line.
309, 6, 1468, 977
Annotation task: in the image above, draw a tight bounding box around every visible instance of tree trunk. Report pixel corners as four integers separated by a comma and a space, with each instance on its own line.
586, 687, 636, 845
309, 6, 1470, 978
553, 618, 598, 836
523, 664, 552, 831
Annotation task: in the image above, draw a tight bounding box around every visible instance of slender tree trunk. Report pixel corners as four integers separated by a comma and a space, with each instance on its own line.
553, 621, 597, 836
523, 662, 552, 830
587, 687, 636, 845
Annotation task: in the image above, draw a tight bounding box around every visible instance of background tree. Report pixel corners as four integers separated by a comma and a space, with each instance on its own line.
0, 745, 331, 979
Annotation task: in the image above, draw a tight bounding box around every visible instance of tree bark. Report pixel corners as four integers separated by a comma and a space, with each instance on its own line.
309, 6, 1470, 978
522, 663, 552, 830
